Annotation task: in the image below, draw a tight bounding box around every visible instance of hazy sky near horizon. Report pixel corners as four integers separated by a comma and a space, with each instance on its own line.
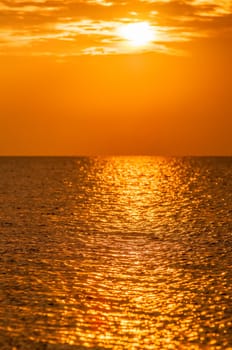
0, 0, 232, 155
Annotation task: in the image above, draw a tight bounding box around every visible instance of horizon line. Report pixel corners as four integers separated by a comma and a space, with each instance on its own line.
0, 154, 231, 158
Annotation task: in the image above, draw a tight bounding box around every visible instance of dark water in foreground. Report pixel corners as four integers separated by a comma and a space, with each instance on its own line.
0, 156, 232, 350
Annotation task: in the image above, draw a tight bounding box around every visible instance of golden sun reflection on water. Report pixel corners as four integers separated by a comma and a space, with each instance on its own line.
0, 157, 232, 349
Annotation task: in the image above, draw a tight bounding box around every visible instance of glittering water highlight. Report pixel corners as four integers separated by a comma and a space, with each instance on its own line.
0, 156, 232, 349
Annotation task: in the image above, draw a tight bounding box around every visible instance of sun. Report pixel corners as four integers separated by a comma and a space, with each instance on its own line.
118, 22, 155, 47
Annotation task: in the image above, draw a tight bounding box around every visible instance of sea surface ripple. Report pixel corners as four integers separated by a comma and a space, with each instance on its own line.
0, 156, 232, 349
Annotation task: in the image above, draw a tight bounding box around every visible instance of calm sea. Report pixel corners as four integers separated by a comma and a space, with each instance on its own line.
0, 156, 232, 349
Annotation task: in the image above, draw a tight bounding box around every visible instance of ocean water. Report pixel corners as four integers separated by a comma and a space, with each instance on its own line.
0, 156, 232, 350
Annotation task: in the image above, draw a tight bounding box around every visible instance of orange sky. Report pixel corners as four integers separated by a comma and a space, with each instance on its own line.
0, 0, 232, 155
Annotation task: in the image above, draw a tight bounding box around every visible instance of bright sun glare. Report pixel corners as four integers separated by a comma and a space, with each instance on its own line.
118, 22, 155, 47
